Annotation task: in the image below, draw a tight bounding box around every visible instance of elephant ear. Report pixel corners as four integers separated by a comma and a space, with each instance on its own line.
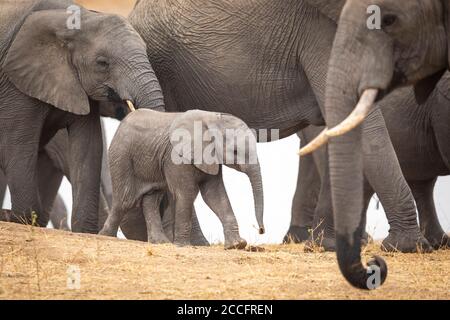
170, 111, 221, 176
444, 0, 450, 68
3, 10, 90, 115
305, 0, 346, 23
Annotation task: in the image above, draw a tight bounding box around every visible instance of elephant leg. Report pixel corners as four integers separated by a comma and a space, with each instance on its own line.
299, 129, 335, 251
306, 159, 336, 251
284, 131, 320, 244
199, 175, 247, 250
173, 193, 198, 247
50, 194, 69, 231
160, 192, 209, 245
37, 151, 64, 228
67, 110, 102, 234
0, 170, 6, 206
100, 194, 130, 238
410, 179, 450, 250
360, 180, 374, 246
5, 146, 44, 226
120, 207, 148, 242
97, 187, 111, 230
190, 208, 210, 246
161, 193, 175, 242
362, 109, 431, 253
142, 193, 170, 244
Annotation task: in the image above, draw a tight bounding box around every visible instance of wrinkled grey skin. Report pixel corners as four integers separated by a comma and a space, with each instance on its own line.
100, 109, 265, 249
119, 192, 210, 246
307, 0, 449, 288
286, 73, 450, 251
0, 119, 114, 230
49, 194, 69, 231
0, 0, 164, 233
129, 0, 433, 288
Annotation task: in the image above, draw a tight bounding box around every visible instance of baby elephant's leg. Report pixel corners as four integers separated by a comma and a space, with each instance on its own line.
143, 193, 170, 244
199, 175, 247, 250
99, 201, 127, 237
173, 198, 197, 247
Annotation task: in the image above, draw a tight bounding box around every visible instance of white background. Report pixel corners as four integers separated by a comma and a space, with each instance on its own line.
3, 118, 450, 244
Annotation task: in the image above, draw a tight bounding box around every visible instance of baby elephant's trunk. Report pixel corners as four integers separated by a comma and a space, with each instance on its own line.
244, 163, 265, 234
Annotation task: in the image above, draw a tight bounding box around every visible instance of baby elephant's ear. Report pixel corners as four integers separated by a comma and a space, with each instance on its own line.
194, 163, 220, 176
194, 123, 221, 175
169, 112, 220, 175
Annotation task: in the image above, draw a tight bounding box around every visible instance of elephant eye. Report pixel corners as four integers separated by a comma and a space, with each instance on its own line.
96, 56, 110, 69
382, 14, 397, 28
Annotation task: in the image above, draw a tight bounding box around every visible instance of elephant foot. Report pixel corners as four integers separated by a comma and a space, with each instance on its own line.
0, 210, 11, 222
382, 230, 433, 253
424, 232, 450, 250
148, 234, 170, 244
282, 225, 311, 244
174, 239, 191, 247
190, 235, 210, 247
224, 238, 247, 250
98, 226, 117, 237
304, 236, 336, 252
305, 231, 371, 253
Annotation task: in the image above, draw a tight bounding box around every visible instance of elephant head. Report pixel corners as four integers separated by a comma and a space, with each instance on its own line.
302, 0, 449, 289
170, 110, 265, 234
3, 7, 165, 115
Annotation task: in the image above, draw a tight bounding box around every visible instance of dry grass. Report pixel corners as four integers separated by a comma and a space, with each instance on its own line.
0, 222, 449, 300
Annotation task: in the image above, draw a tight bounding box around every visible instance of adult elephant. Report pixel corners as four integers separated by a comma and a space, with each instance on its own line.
288, 73, 450, 250
300, 0, 450, 287
0, 0, 164, 232
129, 0, 432, 288
0, 117, 117, 230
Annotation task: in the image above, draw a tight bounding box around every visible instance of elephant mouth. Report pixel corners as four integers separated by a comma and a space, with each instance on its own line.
105, 86, 136, 115
106, 86, 122, 102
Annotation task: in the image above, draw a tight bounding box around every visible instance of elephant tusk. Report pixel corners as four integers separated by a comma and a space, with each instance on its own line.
298, 89, 378, 156
298, 128, 329, 156
326, 89, 378, 137
126, 100, 136, 112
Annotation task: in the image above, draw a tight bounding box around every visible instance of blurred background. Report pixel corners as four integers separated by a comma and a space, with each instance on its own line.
3, 0, 449, 244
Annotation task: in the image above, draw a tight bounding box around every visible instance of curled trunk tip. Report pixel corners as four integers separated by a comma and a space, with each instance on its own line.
336, 232, 388, 289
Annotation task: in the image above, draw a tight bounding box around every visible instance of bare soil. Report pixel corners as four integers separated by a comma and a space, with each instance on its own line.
0, 221, 448, 300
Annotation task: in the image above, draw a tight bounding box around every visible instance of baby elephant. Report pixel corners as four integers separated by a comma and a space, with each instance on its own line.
100, 109, 265, 249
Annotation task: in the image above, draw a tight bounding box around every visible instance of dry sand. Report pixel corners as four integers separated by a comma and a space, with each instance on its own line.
0, 221, 448, 300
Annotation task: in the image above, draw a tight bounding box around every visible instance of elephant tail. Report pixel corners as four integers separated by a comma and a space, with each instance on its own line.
336, 230, 388, 290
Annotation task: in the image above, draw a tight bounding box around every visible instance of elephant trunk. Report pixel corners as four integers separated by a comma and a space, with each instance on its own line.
243, 162, 265, 234
324, 5, 390, 289
117, 55, 165, 112
131, 72, 165, 111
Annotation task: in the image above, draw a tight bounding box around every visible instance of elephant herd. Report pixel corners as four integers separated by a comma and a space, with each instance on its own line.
0, 0, 449, 290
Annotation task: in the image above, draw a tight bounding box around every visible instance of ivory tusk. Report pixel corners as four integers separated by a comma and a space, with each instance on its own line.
298, 128, 329, 156
298, 89, 378, 156
126, 100, 136, 112
326, 89, 378, 137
